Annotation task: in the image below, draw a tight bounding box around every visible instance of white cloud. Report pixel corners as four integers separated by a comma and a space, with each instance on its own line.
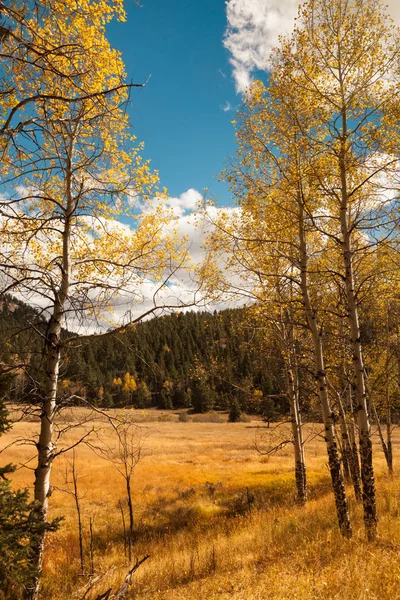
224, 0, 298, 93
93, 204, 248, 332
222, 101, 232, 112
162, 188, 203, 218
1, 188, 249, 334
224, 0, 400, 94
71, 209, 217, 333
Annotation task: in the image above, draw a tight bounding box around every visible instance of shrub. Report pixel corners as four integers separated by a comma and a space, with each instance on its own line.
178, 411, 190, 422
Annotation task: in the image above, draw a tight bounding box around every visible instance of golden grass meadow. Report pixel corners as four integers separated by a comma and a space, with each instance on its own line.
4, 408, 400, 600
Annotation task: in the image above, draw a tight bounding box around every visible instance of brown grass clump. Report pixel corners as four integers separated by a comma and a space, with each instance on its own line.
3, 410, 400, 599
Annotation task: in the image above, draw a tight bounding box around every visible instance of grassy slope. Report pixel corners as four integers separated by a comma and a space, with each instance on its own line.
4, 410, 400, 599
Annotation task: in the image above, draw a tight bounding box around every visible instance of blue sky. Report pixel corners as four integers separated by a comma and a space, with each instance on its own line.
109, 0, 400, 220
107, 0, 239, 205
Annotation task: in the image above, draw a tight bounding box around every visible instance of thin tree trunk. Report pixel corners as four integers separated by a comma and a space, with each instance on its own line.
337, 395, 351, 482
346, 385, 363, 501
286, 318, 307, 504
286, 364, 307, 504
386, 401, 393, 475
89, 518, 95, 575
293, 366, 307, 504
336, 53, 377, 538
372, 393, 393, 476
126, 475, 134, 562
338, 161, 377, 540
29, 137, 74, 599
339, 322, 363, 500
71, 454, 85, 575
29, 307, 63, 600
385, 312, 394, 475
298, 204, 352, 538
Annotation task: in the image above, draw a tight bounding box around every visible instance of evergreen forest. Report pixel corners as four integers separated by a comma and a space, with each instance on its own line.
0, 296, 286, 416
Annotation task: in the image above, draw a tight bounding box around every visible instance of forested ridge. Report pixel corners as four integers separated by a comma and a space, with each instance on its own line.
2, 295, 398, 422
0, 296, 285, 414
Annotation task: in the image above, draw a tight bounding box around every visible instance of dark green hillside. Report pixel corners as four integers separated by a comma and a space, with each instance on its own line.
0, 297, 286, 415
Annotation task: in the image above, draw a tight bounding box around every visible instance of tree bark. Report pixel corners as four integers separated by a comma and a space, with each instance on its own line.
126, 475, 134, 562
29, 136, 74, 599
286, 362, 307, 504
338, 170, 377, 538
340, 221, 376, 538
372, 394, 393, 476
299, 204, 352, 538
285, 319, 307, 505
337, 396, 351, 482
336, 48, 377, 539
386, 402, 393, 475
345, 385, 363, 501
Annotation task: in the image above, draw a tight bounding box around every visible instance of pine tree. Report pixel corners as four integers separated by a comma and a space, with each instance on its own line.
159, 388, 173, 410
172, 385, 191, 408
190, 378, 217, 413
228, 398, 242, 422
134, 381, 152, 408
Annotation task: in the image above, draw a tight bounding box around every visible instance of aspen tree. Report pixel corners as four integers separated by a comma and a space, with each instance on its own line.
338, 311, 363, 498
212, 78, 352, 535
360, 249, 400, 475
279, 302, 307, 504
201, 207, 308, 505
0, 2, 187, 596
271, 0, 400, 540
0, 1, 138, 181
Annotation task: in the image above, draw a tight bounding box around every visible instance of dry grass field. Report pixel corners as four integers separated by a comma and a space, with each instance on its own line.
3, 408, 400, 600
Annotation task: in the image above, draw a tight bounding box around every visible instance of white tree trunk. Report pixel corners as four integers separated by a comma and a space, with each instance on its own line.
285, 318, 307, 504
337, 396, 351, 481
338, 152, 377, 540
386, 398, 393, 475
346, 384, 363, 501
30, 140, 73, 599
336, 50, 377, 539
299, 204, 352, 537
372, 393, 393, 476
